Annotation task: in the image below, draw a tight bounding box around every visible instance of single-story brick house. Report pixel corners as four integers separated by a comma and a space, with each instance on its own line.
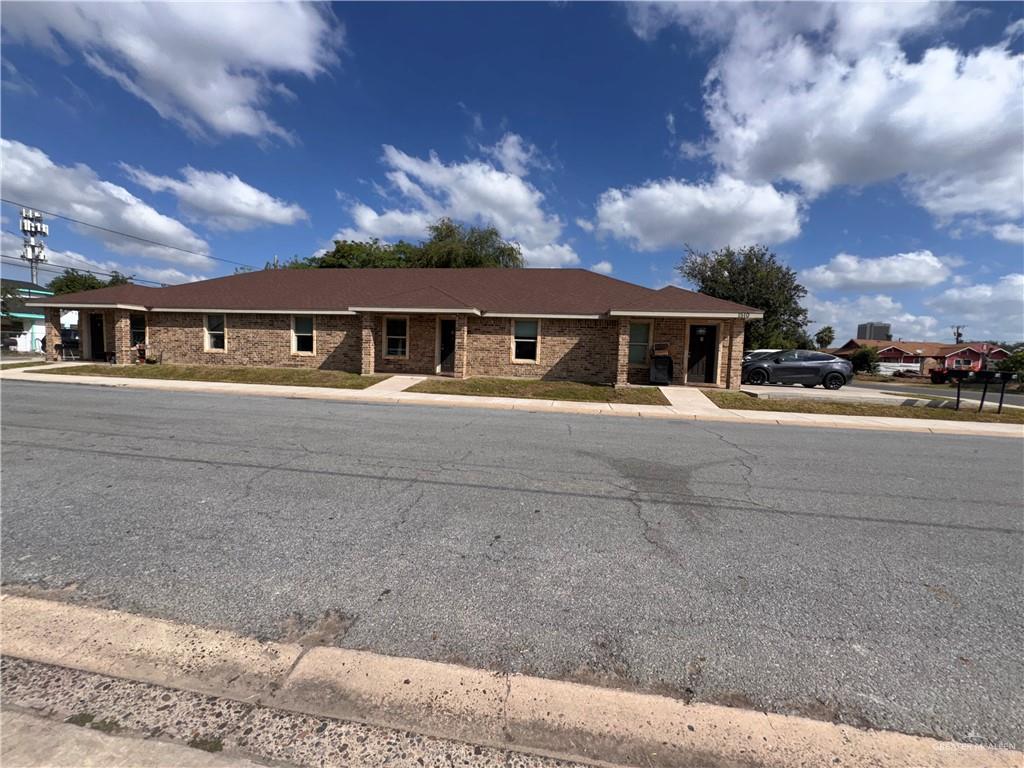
28, 268, 763, 388
832, 338, 1009, 372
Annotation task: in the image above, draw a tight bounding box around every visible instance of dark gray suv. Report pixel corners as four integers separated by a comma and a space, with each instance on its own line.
742, 350, 853, 389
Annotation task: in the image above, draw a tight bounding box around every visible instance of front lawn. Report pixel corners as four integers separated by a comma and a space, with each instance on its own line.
706, 390, 1024, 424
0, 360, 50, 370
407, 377, 670, 405
37, 364, 388, 390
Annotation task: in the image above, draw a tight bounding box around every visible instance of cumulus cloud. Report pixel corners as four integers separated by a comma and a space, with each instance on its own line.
925, 274, 1024, 340
801, 250, 951, 291
122, 165, 308, 231
334, 139, 578, 267
0, 139, 211, 268
594, 174, 802, 251
804, 291, 940, 341
628, 3, 1024, 242
482, 133, 548, 177
1, 2, 341, 141
590, 260, 613, 275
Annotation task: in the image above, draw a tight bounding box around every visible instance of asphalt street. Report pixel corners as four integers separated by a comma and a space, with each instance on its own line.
2, 381, 1022, 749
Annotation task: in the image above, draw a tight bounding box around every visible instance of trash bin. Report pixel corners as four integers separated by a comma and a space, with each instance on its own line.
649, 345, 673, 385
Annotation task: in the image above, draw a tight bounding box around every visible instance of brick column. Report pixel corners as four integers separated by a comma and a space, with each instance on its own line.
112, 309, 133, 364
615, 317, 630, 386
44, 308, 61, 361
725, 318, 746, 389
454, 315, 468, 379
360, 313, 376, 375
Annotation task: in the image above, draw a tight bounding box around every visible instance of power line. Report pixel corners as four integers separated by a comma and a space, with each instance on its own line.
0, 197, 251, 269
1, 254, 168, 286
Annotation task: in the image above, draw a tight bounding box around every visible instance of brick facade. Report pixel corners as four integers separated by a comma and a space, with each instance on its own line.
465, 316, 619, 383
48, 307, 748, 388
146, 312, 361, 370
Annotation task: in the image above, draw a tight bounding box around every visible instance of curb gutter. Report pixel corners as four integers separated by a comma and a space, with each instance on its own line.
3, 368, 1022, 438
1, 595, 1018, 768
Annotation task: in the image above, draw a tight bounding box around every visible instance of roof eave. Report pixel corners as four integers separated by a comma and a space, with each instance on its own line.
608, 309, 764, 319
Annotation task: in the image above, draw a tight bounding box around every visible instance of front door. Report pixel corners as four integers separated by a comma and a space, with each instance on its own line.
89, 313, 106, 360
438, 319, 457, 374
687, 325, 717, 384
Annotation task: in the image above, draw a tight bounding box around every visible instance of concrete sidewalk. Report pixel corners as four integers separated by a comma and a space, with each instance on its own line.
1, 710, 262, 768
2, 363, 1021, 438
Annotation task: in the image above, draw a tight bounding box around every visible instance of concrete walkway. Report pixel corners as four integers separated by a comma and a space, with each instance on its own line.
0, 710, 262, 768
363, 374, 426, 392
2, 363, 1020, 438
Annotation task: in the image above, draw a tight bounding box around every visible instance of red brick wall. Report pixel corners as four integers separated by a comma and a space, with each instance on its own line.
465, 316, 619, 383
146, 312, 361, 370
372, 314, 438, 375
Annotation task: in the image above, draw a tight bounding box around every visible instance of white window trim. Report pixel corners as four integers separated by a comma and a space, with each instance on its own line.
204, 313, 226, 352
511, 318, 541, 364
291, 314, 316, 356
627, 320, 653, 367
383, 314, 410, 360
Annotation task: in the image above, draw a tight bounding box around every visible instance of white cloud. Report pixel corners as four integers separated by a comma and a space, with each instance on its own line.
801, 250, 951, 291
0, 139, 211, 268
590, 260, 613, 275
574, 217, 595, 233
519, 243, 580, 268
594, 174, 801, 251
122, 165, 308, 231
925, 274, 1024, 340
629, 3, 1024, 242
990, 223, 1024, 245
1, 2, 341, 141
482, 133, 547, 177
804, 291, 940, 341
335, 141, 577, 267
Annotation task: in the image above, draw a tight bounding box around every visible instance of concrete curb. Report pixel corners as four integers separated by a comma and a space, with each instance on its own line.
2, 595, 1018, 768
3, 366, 1022, 438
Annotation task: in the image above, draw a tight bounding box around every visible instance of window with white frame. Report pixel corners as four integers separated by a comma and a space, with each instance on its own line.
292, 315, 314, 354
628, 322, 650, 365
953, 358, 972, 368
384, 316, 408, 358
205, 314, 225, 350
512, 319, 539, 362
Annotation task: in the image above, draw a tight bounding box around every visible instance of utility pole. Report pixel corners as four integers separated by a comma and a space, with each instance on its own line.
951, 325, 966, 344
19, 209, 48, 285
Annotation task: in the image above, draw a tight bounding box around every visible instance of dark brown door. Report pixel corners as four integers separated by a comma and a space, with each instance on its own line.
687, 325, 717, 384
439, 319, 456, 374
89, 313, 106, 360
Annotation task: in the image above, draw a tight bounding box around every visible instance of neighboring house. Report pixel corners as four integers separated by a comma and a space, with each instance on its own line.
1, 279, 54, 353
27, 269, 763, 388
832, 338, 1009, 372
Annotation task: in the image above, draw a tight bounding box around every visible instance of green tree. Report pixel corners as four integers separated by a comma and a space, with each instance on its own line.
290, 217, 524, 270
47, 269, 130, 295
814, 325, 836, 349
410, 218, 523, 268
678, 245, 809, 349
995, 349, 1024, 375
850, 347, 880, 373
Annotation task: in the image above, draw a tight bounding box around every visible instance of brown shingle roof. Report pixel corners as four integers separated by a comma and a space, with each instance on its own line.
27, 268, 763, 317
834, 338, 1008, 358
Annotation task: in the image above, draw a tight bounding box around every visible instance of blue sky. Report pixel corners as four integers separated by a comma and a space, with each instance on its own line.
2, 2, 1022, 341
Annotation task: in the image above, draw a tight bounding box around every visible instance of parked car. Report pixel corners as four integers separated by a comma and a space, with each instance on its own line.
742, 350, 853, 389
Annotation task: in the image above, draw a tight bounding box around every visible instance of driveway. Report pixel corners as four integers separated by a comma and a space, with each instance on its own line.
847, 379, 1024, 407
2, 381, 1022, 749
741, 383, 912, 404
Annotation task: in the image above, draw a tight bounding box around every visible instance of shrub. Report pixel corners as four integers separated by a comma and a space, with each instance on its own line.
851, 347, 880, 373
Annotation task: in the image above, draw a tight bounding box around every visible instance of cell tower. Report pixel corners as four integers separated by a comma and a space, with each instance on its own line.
19, 209, 48, 285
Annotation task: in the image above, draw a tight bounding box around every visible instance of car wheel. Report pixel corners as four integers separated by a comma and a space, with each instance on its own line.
823, 372, 845, 390
747, 369, 769, 385
802, 383, 816, 388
